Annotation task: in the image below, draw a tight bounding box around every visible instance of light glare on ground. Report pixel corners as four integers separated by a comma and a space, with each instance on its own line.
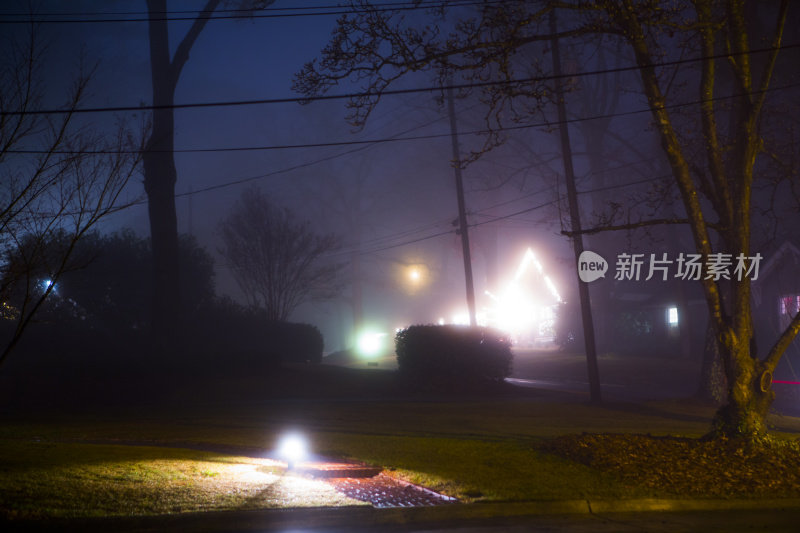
0, 441, 367, 519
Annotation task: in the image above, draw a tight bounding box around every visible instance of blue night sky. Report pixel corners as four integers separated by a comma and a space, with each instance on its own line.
2, 1, 675, 350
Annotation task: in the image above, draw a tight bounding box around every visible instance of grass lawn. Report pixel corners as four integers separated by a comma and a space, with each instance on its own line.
0, 440, 363, 520
2, 365, 800, 520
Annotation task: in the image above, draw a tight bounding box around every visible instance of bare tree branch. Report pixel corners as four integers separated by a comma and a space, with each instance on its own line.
219, 187, 343, 321
560, 217, 725, 237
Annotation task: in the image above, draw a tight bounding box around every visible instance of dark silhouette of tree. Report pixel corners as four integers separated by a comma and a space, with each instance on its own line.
143, 0, 273, 353
9, 230, 216, 331
1, 229, 217, 377
144, 0, 219, 353
295, 0, 799, 438
219, 187, 342, 321
0, 28, 140, 369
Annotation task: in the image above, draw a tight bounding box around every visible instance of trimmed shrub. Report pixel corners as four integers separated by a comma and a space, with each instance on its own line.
185, 301, 324, 373
395, 324, 513, 384
263, 321, 324, 365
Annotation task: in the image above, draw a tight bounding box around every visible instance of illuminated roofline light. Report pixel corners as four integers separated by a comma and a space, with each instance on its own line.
544, 276, 562, 302
514, 248, 535, 281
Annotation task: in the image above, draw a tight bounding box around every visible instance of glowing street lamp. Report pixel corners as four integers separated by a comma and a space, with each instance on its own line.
402, 263, 428, 293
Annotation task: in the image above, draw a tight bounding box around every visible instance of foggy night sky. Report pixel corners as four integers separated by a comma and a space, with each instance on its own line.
1, 1, 689, 351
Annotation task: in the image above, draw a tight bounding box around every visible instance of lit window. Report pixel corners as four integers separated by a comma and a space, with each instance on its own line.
667, 306, 678, 325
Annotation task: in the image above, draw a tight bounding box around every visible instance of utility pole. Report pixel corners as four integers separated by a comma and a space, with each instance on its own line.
446, 85, 477, 326
549, 10, 602, 403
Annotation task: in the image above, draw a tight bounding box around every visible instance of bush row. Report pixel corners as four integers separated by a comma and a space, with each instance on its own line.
0, 299, 323, 378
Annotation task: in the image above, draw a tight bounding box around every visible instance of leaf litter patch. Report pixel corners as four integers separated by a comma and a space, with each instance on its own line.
544, 433, 800, 497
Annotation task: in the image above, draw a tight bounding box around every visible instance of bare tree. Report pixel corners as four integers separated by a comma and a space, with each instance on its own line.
295, 0, 800, 438
219, 187, 342, 322
0, 28, 141, 368
598, 0, 794, 438
143, 0, 273, 352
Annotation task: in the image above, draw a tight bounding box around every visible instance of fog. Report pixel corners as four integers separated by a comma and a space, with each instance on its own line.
2, 0, 797, 374
4, 3, 800, 529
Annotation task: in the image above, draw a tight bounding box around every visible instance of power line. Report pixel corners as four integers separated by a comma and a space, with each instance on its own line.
471, 174, 672, 230
0, 1, 471, 16
3, 42, 798, 118
137, 96, 465, 206
471, 160, 668, 219
347, 218, 453, 250
16, 80, 795, 226
329, 228, 456, 259
0, 0, 500, 24
342, 174, 672, 257
10, 81, 800, 157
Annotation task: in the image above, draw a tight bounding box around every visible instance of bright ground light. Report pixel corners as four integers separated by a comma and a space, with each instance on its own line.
277, 433, 308, 468
356, 330, 388, 357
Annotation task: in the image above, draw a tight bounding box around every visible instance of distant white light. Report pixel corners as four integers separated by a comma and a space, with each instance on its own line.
41, 279, 55, 292
356, 331, 387, 357
668, 306, 679, 325
277, 433, 308, 469
451, 312, 470, 325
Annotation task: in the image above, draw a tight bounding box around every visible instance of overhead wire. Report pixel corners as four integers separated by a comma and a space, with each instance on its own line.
7, 14, 795, 256
169, 91, 485, 204
17, 80, 792, 233
2, 41, 798, 118
0, 1, 483, 16
8, 81, 800, 158
340, 173, 675, 257
0, 0, 505, 24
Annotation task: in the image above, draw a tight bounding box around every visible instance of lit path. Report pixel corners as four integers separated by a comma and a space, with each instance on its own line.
76, 438, 455, 509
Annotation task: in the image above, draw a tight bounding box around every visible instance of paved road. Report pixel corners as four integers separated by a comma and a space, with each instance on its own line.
279, 508, 800, 533
507, 347, 800, 417
9, 506, 800, 532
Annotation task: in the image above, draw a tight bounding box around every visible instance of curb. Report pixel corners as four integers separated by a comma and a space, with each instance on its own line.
8, 498, 800, 532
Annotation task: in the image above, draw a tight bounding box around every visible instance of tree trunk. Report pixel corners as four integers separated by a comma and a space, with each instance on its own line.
143, 147, 180, 354
143, 0, 221, 356
145, 0, 181, 355
696, 320, 726, 403
711, 336, 774, 439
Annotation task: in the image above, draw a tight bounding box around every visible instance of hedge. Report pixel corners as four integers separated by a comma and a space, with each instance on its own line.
395, 324, 512, 384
